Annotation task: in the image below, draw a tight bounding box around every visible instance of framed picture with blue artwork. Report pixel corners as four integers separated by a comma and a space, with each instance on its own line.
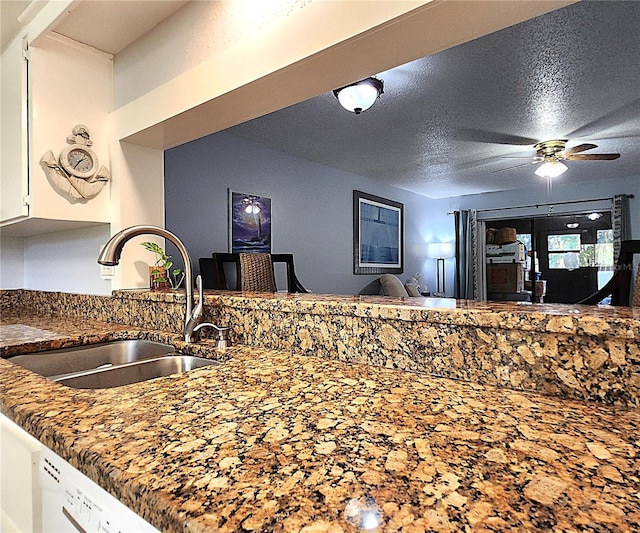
353, 190, 403, 274
228, 190, 272, 253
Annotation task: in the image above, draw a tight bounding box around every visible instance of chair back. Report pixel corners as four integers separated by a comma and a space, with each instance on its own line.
211, 252, 309, 293
198, 257, 218, 289
239, 253, 276, 292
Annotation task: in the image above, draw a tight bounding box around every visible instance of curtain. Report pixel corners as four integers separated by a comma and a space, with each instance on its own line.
455, 209, 486, 300
612, 194, 631, 263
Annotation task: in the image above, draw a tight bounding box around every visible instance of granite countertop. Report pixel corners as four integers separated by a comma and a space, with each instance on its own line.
118, 289, 640, 339
1, 312, 639, 532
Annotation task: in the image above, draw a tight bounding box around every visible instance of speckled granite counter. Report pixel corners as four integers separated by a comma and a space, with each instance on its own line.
9, 288, 638, 406
1, 299, 640, 532
3, 288, 640, 408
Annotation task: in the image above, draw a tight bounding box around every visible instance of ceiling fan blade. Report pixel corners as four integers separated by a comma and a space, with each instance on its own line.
565, 153, 620, 160
491, 161, 537, 173
500, 155, 542, 160
566, 98, 640, 139
452, 127, 539, 146
584, 131, 640, 141
564, 143, 598, 155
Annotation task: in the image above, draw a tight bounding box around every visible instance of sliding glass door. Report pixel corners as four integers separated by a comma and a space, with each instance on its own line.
485, 212, 613, 304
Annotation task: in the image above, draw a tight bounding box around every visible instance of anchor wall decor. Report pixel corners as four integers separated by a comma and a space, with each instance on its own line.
40, 124, 110, 200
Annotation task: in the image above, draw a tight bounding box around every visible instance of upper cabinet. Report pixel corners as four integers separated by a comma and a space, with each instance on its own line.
0, 33, 113, 237
0, 35, 29, 223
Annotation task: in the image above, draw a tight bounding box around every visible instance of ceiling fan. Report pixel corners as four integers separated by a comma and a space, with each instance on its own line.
495, 139, 620, 177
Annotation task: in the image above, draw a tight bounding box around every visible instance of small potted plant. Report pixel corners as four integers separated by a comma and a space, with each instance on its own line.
141, 241, 185, 291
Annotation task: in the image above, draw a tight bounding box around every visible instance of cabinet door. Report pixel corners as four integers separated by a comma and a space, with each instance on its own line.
1, 35, 29, 222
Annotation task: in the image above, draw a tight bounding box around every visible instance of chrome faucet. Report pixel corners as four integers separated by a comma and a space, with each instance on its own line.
97, 225, 204, 342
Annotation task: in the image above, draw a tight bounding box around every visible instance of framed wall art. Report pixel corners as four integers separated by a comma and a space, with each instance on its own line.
228, 190, 272, 253
353, 190, 404, 274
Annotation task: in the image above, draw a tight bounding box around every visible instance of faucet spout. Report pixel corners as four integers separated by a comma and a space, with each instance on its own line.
98, 225, 201, 342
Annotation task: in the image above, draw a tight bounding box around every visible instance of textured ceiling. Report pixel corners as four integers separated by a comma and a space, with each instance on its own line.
226, 1, 640, 199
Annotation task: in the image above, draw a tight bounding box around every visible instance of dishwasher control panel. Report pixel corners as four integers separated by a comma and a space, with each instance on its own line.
39, 445, 160, 533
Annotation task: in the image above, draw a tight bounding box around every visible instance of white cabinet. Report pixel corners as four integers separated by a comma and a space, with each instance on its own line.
0, 33, 113, 237
0, 35, 29, 223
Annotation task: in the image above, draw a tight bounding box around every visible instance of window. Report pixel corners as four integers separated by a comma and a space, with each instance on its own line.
547, 231, 614, 271
516, 233, 531, 250
595, 229, 614, 268
548, 234, 580, 270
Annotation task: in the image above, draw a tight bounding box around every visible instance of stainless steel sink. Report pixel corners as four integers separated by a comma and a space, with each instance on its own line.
54, 355, 218, 389
8, 340, 220, 388
9, 340, 176, 379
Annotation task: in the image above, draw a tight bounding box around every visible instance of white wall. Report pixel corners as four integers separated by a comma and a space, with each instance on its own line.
28, 34, 112, 222
0, 237, 25, 289
22, 226, 112, 295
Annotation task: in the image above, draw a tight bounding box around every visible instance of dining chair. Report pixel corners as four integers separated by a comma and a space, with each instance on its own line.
198, 258, 219, 289
211, 252, 309, 293
239, 253, 276, 292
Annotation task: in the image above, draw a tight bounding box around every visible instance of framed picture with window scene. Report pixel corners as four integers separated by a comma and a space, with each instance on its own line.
353, 190, 404, 274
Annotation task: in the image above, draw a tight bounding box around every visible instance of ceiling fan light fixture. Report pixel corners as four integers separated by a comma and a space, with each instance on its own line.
333, 77, 384, 114
534, 159, 568, 178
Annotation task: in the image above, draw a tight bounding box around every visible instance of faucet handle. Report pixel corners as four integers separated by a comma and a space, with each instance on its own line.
193, 322, 232, 348
196, 274, 203, 301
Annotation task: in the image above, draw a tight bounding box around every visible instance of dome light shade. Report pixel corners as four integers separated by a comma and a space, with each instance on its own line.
534, 160, 568, 178
333, 77, 384, 114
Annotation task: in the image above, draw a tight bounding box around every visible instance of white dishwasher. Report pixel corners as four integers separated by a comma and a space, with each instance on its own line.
39, 444, 160, 533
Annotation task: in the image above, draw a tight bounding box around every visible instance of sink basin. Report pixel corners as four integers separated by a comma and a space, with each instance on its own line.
55, 355, 218, 389
9, 340, 176, 379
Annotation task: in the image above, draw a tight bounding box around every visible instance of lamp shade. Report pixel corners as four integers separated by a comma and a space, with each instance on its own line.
426, 242, 455, 259
534, 160, 568, 178
333, 77, 383, 114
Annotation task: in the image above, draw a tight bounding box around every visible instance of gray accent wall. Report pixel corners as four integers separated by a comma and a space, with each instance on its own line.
164, 132, 445, 295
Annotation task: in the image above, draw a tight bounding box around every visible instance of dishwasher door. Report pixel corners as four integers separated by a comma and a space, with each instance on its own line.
39, 445, 160, 533
0, 414, 41, 533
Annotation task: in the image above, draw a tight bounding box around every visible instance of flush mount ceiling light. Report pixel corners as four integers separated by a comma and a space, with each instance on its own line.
534, 159, 569, 178
587, 212, 602, 221
333, 77, 384, 114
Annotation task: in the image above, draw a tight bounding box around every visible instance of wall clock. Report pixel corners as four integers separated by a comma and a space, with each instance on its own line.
59, 144, 98, 179
40, 124, 110, 200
